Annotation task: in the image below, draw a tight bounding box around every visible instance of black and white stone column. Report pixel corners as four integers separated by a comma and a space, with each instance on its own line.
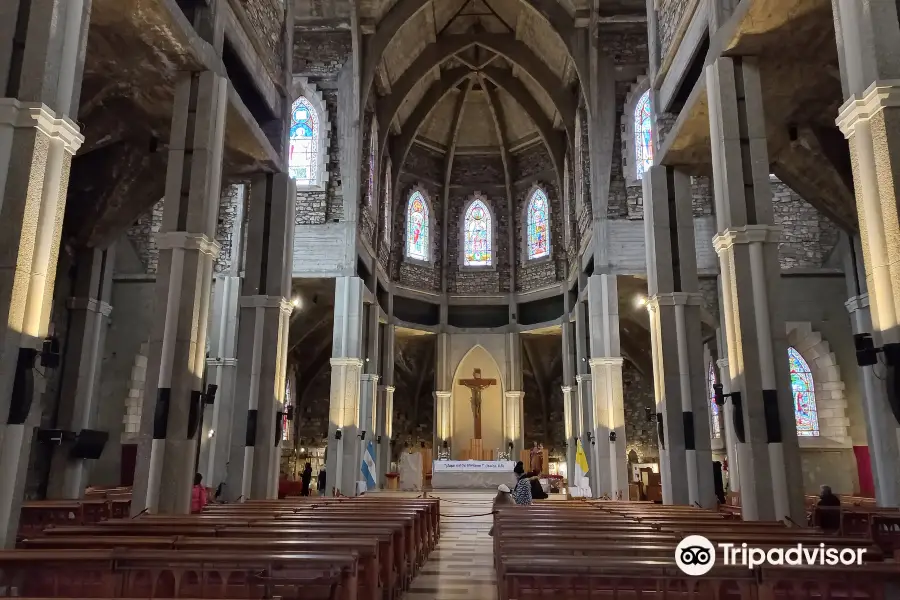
46, 246, 116, 499
707, 57, 804, 523
643, 165, 716, 508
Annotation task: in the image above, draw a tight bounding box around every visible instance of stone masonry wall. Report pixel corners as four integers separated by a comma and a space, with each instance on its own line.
359, 111, 377, 245
394, 144, 444, 292
772, 179, 841, 269
658, 0, 693, 62
126, 199, 164, 274
243, 0, 285, 78
512, 143, 564, 291
214, 185, 244, 274
623, 360, 660, 463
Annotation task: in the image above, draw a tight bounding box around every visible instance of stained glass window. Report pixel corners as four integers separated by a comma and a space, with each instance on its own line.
527, 188, 551, 260
789, 347, 820, 436
367, 119, 377, 207
289, 97, 319, 186
383, 168, 392, 243
463, 198, 492, 266
634, 90, 653, 180
708, 363, 722, 439
406, 191, 429, 261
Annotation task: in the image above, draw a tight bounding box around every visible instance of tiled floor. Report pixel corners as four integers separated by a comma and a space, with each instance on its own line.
377, 490, 499, 600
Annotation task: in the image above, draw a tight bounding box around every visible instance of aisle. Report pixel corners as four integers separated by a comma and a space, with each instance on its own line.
380, 490, 498, 600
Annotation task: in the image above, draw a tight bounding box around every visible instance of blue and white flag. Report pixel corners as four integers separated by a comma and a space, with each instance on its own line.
361, 440, 377, 491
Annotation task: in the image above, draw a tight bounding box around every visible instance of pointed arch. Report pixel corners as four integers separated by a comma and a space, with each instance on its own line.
708, 362, 721, 439
634, 89, 653, 180
290, 78, 330, 190
524, 185, 551, 261
788, 346, 820, 436
405, 188, 431, 263
462, 195, 494, 268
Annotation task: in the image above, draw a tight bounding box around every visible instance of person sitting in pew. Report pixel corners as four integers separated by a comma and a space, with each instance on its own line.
814, 484, 841, 532
489, 484, 515, 536
527, 471, 548, 500
512, 462, 533, 506
191, 473, 208, 514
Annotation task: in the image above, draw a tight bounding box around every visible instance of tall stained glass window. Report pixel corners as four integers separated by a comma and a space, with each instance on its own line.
708, 362, 722, 438
463, 198, 492, 266
406, 191, 429, 261
383, 169, 392, 243
634, 90, 653, 180
789, 347, 820, 436
367, 120, 377, 207
526, 188, 550, 260
289, 97, 319, 186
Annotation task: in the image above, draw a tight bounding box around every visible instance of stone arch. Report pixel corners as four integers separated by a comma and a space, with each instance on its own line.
785, 322, 850, 447
402, 184, 436, 266
621, 76, 652, 186
291, 77, 331, 190
521, 182, 553, 263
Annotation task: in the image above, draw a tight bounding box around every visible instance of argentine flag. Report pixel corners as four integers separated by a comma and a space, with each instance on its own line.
361, 440, 377, 491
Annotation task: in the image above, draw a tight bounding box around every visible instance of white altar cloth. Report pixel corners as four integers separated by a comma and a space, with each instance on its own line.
431, 460, 516, 489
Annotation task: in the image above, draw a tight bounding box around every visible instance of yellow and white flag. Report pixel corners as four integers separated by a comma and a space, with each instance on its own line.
574, 438, 590, 491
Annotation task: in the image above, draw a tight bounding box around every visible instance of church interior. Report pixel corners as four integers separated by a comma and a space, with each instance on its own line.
1, 0, 900, 596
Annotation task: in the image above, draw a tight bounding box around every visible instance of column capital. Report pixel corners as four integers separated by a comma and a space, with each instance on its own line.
504, 390, 524, 399
156, 232, 221, 258
240, 295, 290, 310
837, 80, 900, 136
434, 390, 452, 399
67, 297, 113, 316
845, 293, 871, 314
561, 385, 574, 394
360, 374, 380, 383
383, 385, 396, 394
575, 374, 592, 383
330, 357, 363, 368
0, 99, 84, 154
589, 357, 624, 368
647, 292, 702, 309
713, 225, 782, 254
716, 358, 729, 369
207, 357, 238, 367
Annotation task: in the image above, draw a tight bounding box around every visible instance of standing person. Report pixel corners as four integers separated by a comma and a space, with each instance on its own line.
301, 462, 313, 496
489, 484, 514, 536
191, 473, 208, 514
511, 461, 533, 506
317, 466, 327, 496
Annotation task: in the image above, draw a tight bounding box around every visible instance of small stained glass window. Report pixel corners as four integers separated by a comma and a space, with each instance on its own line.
789, 347, 820, 436
289, 97, 319, 186
464, 198, 492, 266
708, 362, 722, 439
527, 188, 551, 260
634, 90, 653, 180
406, 191, 429, 261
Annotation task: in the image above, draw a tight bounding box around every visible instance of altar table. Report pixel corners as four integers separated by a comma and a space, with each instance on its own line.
431, 460, 517, 489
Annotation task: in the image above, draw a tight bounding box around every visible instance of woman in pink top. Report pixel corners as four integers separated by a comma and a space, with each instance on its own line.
191, 473, 208, 513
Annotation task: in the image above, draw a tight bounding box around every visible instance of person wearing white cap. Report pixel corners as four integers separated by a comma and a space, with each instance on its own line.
489, 484, 514, 536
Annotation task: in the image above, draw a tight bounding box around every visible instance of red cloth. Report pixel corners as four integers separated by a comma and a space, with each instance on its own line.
853, 445, 875, 497
191, 484, 208, 513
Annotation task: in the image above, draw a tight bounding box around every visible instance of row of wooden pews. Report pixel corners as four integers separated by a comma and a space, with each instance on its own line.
493, 501, 900, 599
2, 495, 438, 600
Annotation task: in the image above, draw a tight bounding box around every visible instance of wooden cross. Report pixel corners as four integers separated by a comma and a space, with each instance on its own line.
458, 368, 497, 440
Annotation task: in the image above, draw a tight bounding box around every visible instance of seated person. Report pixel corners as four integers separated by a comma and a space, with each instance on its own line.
528, 471, 548, 500
814, 484, 842, 532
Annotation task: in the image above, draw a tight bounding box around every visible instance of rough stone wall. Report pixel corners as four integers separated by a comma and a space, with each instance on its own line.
523, 376, 566, 458
658, 0, 693, 61
772, 179, 841, 269
126, 199, 164, 274
294, 368, 331, 447
214, 185, 244, 274
393, 144, 443, 292
626, 175, 713, 219
655, 112, 678, 150
610, 81, 632, 219
623, 360, 660, 463
512, 143, 564, 291
577, 105, 592, 248
698, 277, 720, 324
242, 0, 285, 79
359, 111, 377, 245
565, 152, 577, 268
391, 337, 436, 446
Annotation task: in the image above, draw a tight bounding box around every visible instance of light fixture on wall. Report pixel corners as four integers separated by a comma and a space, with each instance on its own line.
334, 429, 343, 441
359, 430, 367, 440
207, 429, 215, 439
635, 295, 648, 309
292, 297, 301, 309
609, 431, 617, 442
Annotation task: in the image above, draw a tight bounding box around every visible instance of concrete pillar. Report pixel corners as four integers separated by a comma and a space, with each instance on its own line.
715, 315, 741, 494
561, 385, 577, 482
434, 391, 452, 454
199, 185, 247, 491
586, 273, 628, 500
505, 331, 525, 458
707, 57, 804, 523
0, 0, 90, 548
359, 373, 379, 488
575, 373, 595, 493
326, 276, 365, 496
561, 306, 578, 481
46, 246, 116, 499
643, 165, 716, 508
831, 2, 900, 509
129, 71, 227, 516
227, 173, 296, 501
378, 385, 395, 481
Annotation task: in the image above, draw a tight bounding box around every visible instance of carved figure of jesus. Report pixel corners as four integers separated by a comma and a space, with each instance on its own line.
458, 368, 497, 440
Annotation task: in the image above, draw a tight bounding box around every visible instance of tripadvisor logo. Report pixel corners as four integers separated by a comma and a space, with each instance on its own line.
675, 535, 867, 575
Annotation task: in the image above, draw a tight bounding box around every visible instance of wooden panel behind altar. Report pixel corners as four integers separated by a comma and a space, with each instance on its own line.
519, 448, 549, 474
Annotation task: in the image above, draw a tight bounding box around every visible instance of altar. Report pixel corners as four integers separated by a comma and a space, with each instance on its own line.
431, 460, 516, 489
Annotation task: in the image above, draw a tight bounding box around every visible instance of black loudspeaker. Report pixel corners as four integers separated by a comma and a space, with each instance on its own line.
712, 461, 725, 505
70, 429, 109, 459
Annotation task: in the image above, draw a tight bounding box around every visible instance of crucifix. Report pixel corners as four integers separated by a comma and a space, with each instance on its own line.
458, 368, 497, 440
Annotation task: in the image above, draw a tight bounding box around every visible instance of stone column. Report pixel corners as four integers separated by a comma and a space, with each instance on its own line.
832, 0, 900, 508
504, 391, 525, 458
434, 391, 452, 455
575, 373, 595, 493
587, 273, 628, 500
707, 57, 804, 523
326, 276, 364, 495
130, 71, 227, 516
199, 185, 246, 490
378, 385, 395, 480
46, 246, 116, 499
227, 173, 295, 501
561, 306, 578, 481
643, 165, 716, 508
0, 0, 90, 547
716, 323, 741, 494
561, 385, 577, 482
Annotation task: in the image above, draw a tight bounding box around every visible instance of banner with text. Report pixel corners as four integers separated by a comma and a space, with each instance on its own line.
433, 461, 515, 473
